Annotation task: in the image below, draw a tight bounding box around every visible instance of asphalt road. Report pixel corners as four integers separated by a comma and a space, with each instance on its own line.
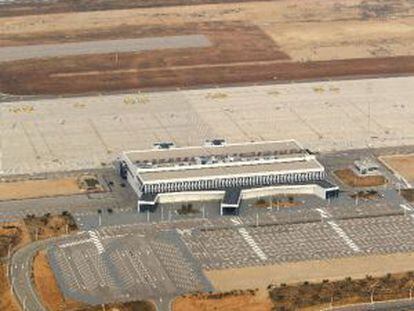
0, 35, 211, 62
9, 237, 64, 311
330, 299, 414, 310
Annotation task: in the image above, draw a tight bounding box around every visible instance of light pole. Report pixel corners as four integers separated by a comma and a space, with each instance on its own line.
97, 209, 102, 226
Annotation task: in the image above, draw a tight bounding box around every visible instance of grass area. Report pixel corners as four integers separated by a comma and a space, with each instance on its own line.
24, 213, 78, 241
335, 169, 387, 187
269, 272, 414, 311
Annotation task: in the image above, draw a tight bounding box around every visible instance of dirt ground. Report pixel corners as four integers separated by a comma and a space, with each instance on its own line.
334, 169, 387, 187
380, 154, 414, 185
205, 252, 414, 293
0, 264, 20, 311
0, 0, 272, 17
0, 221, 31, 311
401, 189, 414, 202
173, 289, 272, 311
33, 251, 86, 311
24, 214, 78, 241
0, 0, 413, 95
268, 271, 414, 311
0, 221, 32, 257
2, 54, 413, 96
0, 176, 103, 201
0, 178, 83, 201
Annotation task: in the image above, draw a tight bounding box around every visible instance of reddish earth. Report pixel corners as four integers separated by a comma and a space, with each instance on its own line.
0, 21, 291, 95
1, 21, 413, 96
335, 169, 387, 187
0, 0, 274, 17
2, 53, 414, 96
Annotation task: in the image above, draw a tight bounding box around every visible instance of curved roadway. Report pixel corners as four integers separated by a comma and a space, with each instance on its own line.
9, 235, 414, 311
9, 236, 78, 311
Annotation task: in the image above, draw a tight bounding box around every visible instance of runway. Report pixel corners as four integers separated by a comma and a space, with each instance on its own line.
0, 35, 211, 62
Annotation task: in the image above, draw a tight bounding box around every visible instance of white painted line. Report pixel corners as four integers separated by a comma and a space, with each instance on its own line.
400, 204, 414, 219
238, 227, 267, 261
59, 239, 91, 248
88, 231, 105, 254
230, 217, 242, 225
315, 208, 360, 252
327, 221, 361, 252
400, 204, 413, 212
316, 208, 330, 218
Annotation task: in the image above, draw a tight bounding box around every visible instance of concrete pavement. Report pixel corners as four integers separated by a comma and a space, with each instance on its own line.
0, 35, 211, 62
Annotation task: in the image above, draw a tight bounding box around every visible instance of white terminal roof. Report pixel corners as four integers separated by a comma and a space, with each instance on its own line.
122, 140, 323, 183
124, 140, 303, 163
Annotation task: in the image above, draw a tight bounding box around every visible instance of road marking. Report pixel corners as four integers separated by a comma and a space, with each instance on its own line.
88, 231, 104, 254
230, 217, 242, 225
59, 239, 91, 248
316, 208, 361, 252
238, 228, 267, 261
400, 204, 414, 219
316, 208, 330, 219
327, 221, 361, 252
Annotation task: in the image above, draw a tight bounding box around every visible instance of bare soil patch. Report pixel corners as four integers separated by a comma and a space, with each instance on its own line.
0, 221, 31, 258
350, 190, 380, 201
0, 0, 272, 17
380, 154, 414, 185
33, 251, 155, 311
0, 264, 20, 311
173, 289, 272, 311
0, 221, 31, 311
335, 169, 387, 187
0, 175, 103, 201
0, 178, 82, 201
24, 213, 78, 241
33, 251, 86, 311
401, 189, 414, 202
0, 21, 291, 95
2, 54, 414, 96
0, 1, 413, 95
254, 197, 303, 209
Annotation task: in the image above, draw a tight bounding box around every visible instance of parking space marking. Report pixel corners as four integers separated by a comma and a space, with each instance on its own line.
400, 204, 414, 219
316, 208, 361, 252
59, 239, 91, 249
237, 227, 267, 261
88, 231, 105, 254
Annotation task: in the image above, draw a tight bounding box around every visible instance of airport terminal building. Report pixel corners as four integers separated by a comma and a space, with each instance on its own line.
117, 140, 339, 215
